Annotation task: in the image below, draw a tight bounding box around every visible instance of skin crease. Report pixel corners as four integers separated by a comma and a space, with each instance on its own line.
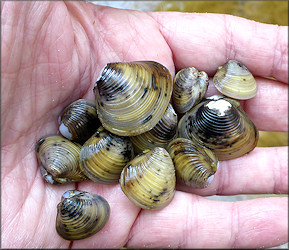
1, 1, 288, 249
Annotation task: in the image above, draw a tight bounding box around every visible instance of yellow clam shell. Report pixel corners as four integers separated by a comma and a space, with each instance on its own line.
168, 138, 219, 188
35, 135, 87, 184
94, 61, 173, 136
79, 126, 134, 184
213, 60, 257, 100
120, 147, 176, 210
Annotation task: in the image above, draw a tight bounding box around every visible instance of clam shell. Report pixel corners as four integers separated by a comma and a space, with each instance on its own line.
213, 60, 257, 100
79, 126, 134, 184
130, 104, 178, 154
178, 95, 259, 160
173, 67, 209, 113
58, 99, 100, 142
94, 61, 173, 136
35, 135, 87, 184
168, 138, 219, 188
56, 190, 110, 240
120, 147, 176, 210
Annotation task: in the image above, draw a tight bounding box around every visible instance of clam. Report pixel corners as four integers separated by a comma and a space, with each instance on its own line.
120, 147, 176, 210
79, 126, 134, 184
94, 61, 173, 136
130, 104, 178, 154
58, 99, 100, 142
213, 60, 257, 100
35, 135, 87, 184
178, 95, 259, 161
173, 67, 209, 113
56, 190, 110, 240
168, 138, 219, 188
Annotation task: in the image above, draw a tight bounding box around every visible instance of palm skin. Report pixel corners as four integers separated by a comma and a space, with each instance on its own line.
1, 1, 288, 248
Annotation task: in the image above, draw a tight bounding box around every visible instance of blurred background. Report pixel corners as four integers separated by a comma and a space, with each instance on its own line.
91, 1, 288, 248
93, 1, 288, 25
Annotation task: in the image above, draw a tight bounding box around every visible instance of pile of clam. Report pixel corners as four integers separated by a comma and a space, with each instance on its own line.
35, 60, 259, 240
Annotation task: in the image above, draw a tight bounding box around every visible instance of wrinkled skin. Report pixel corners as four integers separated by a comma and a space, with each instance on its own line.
1, 1, 288, 248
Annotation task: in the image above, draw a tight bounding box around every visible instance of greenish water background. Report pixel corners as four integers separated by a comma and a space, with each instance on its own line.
92, 2, 288, 248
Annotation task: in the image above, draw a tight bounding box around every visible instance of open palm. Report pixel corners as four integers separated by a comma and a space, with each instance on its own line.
2, 2, 288, 248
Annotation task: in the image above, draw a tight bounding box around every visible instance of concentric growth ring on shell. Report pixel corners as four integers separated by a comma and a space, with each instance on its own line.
172, 66, 209, 114
35, 135, 87, 184
213, 60, 257, 100
130, 104, 178, 154
94, 61, 173, 136
56, 190, 110, 241
178, 96, 259, 161
120, 147, 176, 210
79, 126, 134, 184
194, 100, 241, 137
168, 138, 218, 188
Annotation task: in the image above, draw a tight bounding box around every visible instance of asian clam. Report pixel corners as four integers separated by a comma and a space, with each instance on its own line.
35, 60, 258, 240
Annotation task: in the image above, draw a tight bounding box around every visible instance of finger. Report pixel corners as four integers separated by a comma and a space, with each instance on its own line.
176, 147, 288, 196
126, 192, 288, 248
71, 182, 140, 248
149, 12, 288, 83
205, 76, 288, 132
71, 2, 176, 84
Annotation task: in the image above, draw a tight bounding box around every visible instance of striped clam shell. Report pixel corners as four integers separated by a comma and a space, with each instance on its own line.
168, 138, 219, 188
94, 61, 173, 136
213, 60, 257, 100
56, 190, 110, 240
173, 67, 209, 114
178, 95, 259, 161
130, 104, 178, 154
120, 147, 176, 210
79, 126, 134, 184
35, 135, 87, 184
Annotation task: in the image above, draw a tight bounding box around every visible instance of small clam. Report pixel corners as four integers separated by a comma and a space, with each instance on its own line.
58, 99, 100, 142
35, 135, 87, 184
213, 60, 257, 100
56, 190, 110, 240
79, 126, 134, 184
130, 104, 178, 154
178, 95, 259, 160
120, 147, 176, 210
173, 67, 209, 113
94, 61, 173, 136
168, 138, 219, 188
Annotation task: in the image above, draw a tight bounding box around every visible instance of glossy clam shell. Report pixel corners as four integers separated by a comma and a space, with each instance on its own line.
35, 135, 87, 184
213, 60, 257, 100
168, 138, 218, 188
130, 104, 178, 154
58, 99, 101, 142
94, 61, 173, 136
173, 67, 209, 113
79, 126, 134, 184
56, 190, 110, 240
178, 95, 259, 161
120, 147, 176, 210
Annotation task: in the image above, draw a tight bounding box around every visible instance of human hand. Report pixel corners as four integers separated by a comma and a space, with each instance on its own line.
1, 1, 288, 248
